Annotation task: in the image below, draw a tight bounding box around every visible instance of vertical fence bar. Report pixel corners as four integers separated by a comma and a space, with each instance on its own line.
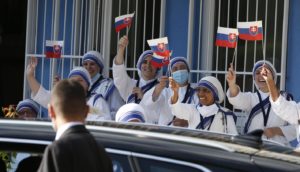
187, 0, 194, 72
242, 0, 249, 92
151, 0, 156, 39
272, 0, 278, 65
263, 0, 268, 61
142, 0, 147, 51
215, 0, 221, 79
196, 0, 203, 82
102, 0, 112, 77
280, 0, 289, 89
159, 0, 166, 37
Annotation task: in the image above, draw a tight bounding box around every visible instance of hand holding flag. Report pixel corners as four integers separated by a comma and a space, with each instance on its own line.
115, 12, 135, 33
215, 27, 239, 48
45, 40, 63, 58
147, 37, 172, 68
237, 21, 263, 41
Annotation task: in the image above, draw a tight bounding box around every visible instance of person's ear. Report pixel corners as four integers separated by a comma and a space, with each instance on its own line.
83, 105, 89, 118
48, 103, 56, 119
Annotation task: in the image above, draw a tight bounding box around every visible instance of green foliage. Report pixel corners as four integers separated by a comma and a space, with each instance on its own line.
0, 151, 17, 170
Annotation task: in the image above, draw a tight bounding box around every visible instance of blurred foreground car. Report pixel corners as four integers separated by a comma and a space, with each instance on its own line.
0, 119, 299, 172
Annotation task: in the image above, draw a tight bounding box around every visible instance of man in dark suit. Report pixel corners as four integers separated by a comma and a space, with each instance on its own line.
38, 79, 112, 172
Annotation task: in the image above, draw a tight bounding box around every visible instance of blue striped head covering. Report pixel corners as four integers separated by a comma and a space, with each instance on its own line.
195, 76, 224, 103
68, 67, 92, 89
169, 56, 190, 72
115, 103, 146, 123
83, 51, 104, 73
16, 99, 40, 116
252, 60, 277, 86
136, 50, 162, 79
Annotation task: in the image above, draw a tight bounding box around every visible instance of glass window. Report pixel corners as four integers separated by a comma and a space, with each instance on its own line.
109, 153, 133, 172
135, 157, 208, 172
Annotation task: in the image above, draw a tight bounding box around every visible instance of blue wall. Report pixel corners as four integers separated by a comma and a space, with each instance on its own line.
165, 0, 189, 58
286, 0, 300, 101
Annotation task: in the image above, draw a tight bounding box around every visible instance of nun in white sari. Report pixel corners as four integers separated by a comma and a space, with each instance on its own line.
170, 76, 238, 134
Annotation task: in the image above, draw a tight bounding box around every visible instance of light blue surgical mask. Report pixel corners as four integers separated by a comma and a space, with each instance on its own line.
172, 70, 189, 85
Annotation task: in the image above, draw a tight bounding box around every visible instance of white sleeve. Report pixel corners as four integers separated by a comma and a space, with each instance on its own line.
226, 116, 238, 135
169, 98, 200, 128
280, 125, 298, 142
226, 89, 253, 111
112, 60, 136, 101
31, 86, 50, 108
140, 87, 166, 109
270, 95, 300, 124
106, 86, 125, 120
87, 96, 111, 121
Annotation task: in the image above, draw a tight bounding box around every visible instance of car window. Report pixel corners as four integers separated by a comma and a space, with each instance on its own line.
0, 151, 42, 172
109, 153, 133, 172
134, 157, 210, 172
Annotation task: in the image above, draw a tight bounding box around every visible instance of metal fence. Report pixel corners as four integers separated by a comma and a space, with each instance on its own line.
24, 0, 163, 117
187, 0, 289, 133
24, 0, 289, 122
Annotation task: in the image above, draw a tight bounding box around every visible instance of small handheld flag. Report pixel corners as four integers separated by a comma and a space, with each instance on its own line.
237, 21, 263, 41
151, 54, 171, 68
147, 37, 172, 68
215, 27, 239, 48
45, 40, 63, 58
115, 13, 135, 33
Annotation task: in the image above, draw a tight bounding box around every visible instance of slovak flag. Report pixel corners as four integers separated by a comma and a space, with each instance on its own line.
150, 53, 171, 68
237, 21, 263, 41
147, 37, 171, 57
147, 37, 171, 67
45, 40, 63, 58
115, 13, 135, 32
215, 27, 239, 48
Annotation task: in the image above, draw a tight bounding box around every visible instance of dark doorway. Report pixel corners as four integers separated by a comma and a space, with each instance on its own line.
0, 0, 27, 112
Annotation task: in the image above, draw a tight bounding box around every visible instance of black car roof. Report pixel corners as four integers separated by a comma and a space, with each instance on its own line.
0, 119, 299, 165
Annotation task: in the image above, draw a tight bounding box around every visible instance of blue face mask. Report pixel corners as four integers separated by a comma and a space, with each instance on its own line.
172, 70, 189, 85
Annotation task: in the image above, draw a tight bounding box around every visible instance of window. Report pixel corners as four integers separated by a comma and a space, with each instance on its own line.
109, 153, 133, 172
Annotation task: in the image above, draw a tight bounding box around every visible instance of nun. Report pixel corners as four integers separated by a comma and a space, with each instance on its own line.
226, 60, 297, 147
141, 56, 198, 125
16, 99, 40, 119
26, 57, 110, 121
82, 51, 124, 120
170, 76, 238, 134
113, 35, 162, 104
115, 103, 146, 123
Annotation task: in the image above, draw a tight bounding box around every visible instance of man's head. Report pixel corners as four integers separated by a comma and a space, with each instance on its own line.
82, 51, 104, 78
136, 50, 161, 81
16, 99, 39, 119
48, 79, 89, 130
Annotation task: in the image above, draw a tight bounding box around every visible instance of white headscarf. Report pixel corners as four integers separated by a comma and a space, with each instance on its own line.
195, 76, 225, 103
115, 103, 146, 123
82, 51, 104, 73
252, 60, 277, 90
16, 99, 40, 115
68, 67, 92, 89
136, 50, 162, 79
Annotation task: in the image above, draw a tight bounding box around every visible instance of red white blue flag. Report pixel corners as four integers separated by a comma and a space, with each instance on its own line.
150, 53, 171, 68
45, 40, 63, 58
215, 27, 239, 48
237, 21, 263, 41
115, 13, 135, 32
147, 37, 171, 67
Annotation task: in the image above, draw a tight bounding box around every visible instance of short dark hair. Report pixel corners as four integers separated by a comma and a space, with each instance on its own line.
51, 79, 88, 119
